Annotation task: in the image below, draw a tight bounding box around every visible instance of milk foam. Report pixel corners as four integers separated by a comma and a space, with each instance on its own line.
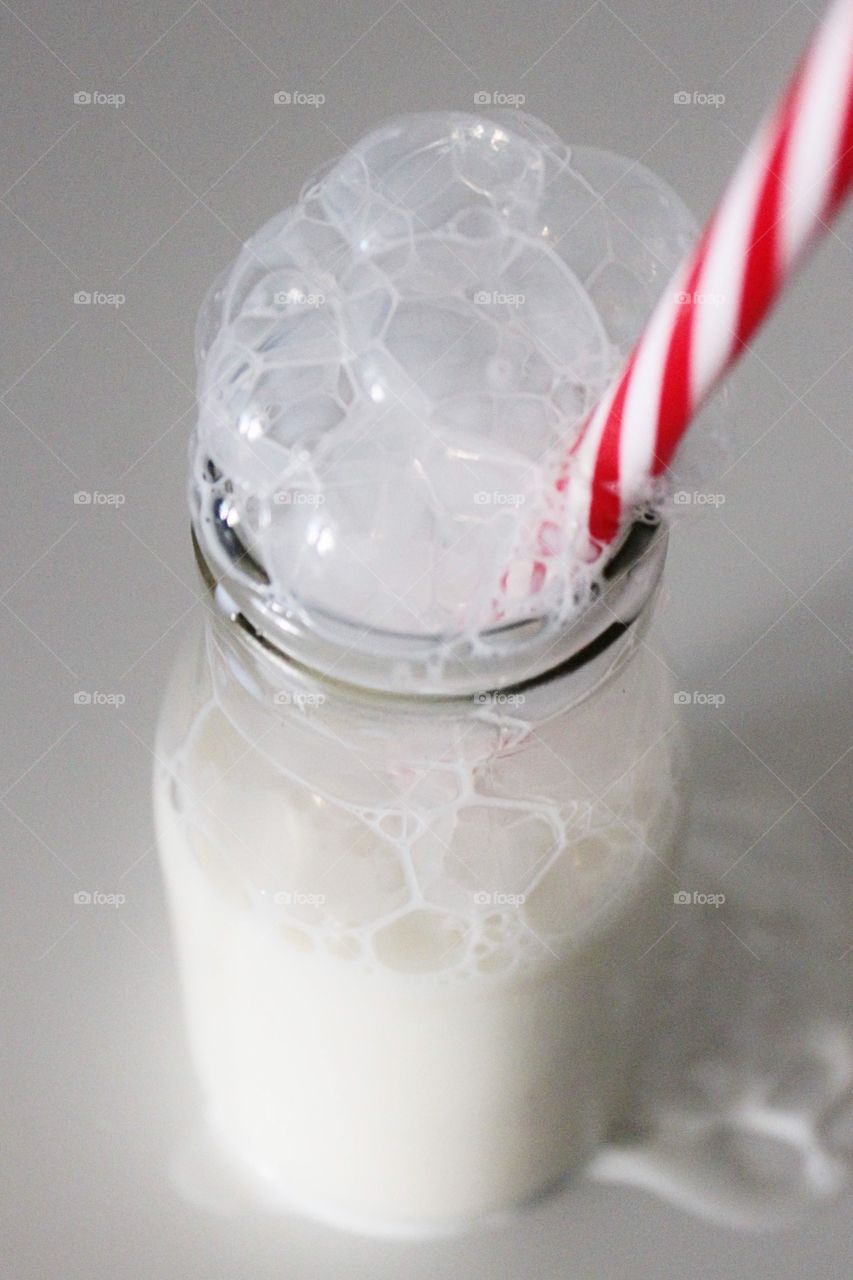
190, 111, 707, 640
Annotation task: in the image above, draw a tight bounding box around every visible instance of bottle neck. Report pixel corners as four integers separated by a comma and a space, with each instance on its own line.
192, 507, 669, 701
196, 521, 667, 716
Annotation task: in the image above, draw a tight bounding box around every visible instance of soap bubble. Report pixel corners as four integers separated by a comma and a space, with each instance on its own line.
192, 110, 700, 640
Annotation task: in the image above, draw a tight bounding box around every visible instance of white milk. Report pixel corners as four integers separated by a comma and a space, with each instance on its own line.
154, 618, 683, 1234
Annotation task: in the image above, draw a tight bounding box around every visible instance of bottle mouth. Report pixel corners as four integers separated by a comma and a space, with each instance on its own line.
191, 457, 668, 697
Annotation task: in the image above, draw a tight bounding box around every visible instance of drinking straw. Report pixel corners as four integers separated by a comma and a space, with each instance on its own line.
563, 0, 853, 562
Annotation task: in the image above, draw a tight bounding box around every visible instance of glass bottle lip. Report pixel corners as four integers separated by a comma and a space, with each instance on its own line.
191, 478, 668, 697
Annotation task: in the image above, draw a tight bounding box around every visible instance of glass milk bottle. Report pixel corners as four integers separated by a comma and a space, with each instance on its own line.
154, 109, 698, 1233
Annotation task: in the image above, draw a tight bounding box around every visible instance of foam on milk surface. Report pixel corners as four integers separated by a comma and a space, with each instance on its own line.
191, 110, 700, 638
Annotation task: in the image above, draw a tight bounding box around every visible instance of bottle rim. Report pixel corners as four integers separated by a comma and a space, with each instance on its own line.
191, 470, 668, 697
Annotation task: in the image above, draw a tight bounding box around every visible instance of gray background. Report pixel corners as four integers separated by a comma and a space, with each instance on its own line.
2, 1, 851, 1276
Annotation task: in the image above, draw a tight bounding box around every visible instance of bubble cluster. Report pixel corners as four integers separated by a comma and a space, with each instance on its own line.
158, 619, 683, 982
192, 110, 698, 639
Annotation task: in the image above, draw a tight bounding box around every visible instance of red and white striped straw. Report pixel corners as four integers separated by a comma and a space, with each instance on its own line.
564, 0, 853, 562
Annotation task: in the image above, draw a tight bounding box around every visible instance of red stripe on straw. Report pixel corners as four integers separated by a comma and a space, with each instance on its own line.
652, 221, 715, 476
587, 351, 637, 544
826, 49, 853, 214
735, 65, 806, 346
